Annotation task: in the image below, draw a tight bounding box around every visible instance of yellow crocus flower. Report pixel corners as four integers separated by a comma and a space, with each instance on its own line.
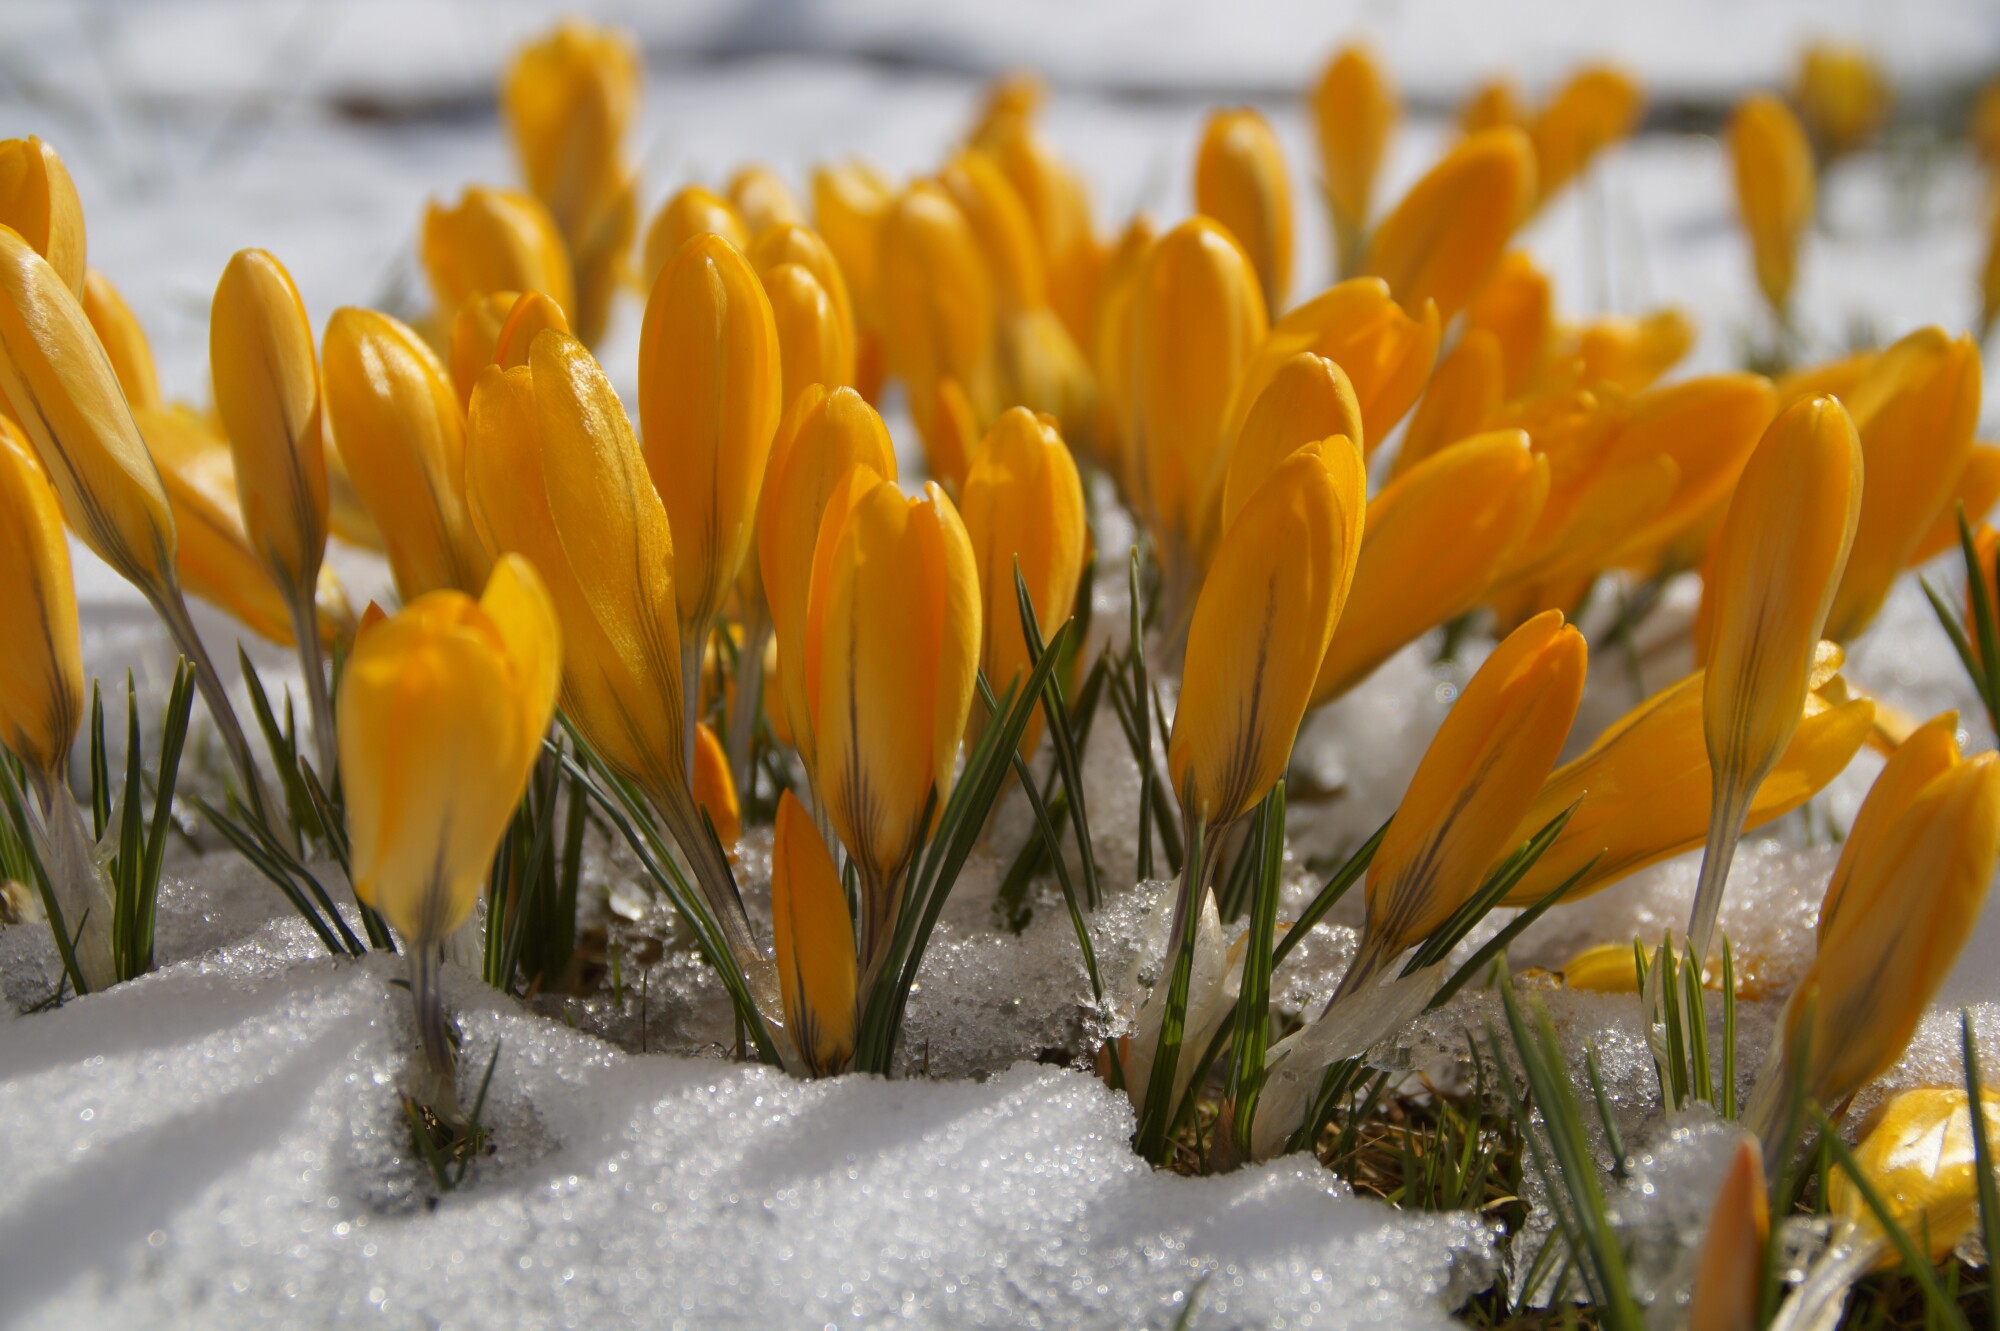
1687, 1139, 1767, 1331
1796, 43, 1892, 160
1501, 667, 1873, 908
1218, 351, 1363, 532
638, 230, 782, 768
1603, 372, 1778, 572
1759, 748, 2000, 1132
1364, 128, 1536, 323
772, 789, 858, 1076
1530, 65, 1643, 206
640, 185, 748, 289
0, 136, 86, 298
1911, 443, 2000, 565
1342, 610, 1585, 994
976, 111, 1103, 349
501, 20, 638, 345
80, 269, 159, 412
1086, 214, 1154, 474
1729, 94, 1815, 321
691, 720, 740, 851
1313, 430, 1549, 705
322, 307, 490, 599
1463, 250, 1550, 397
1774, 348, 1876, 411
811, 158, 895, 327
1390, 328, 1503, 482
763, 262, 855, 415
339, 553, 559, 1110
1819, 713, 1962, 941
959, 406, 1088, 759
876, 182, 1000, 486
1194, 107, 1295, 314
1127, 216, 1268, 586
1826, 327, 1981, 641
808, 473, 980, 981
1459, 78, 1528, 137
757, 386, 899, 785
1229, 277, 1439, 457
1689, 395, 1861, 962
749, 222, 857, 357
728, 164, 806, 237
1310, 44, 1399, 276
493, 289, 572, 369
939, 149, 1045, 315
1170, 440, 1362, 833
464, 328, 767, 997
422, 186, 575, 326
1562, 307, 1695, 394
447, 291, 517, 409
1830, 1089, 2000, 1269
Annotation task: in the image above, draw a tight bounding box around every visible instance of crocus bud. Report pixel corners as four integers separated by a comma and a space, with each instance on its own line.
493, 289, 572, 370
638, 231, 783, 640
422, 186, 574, 324
1194, 107, 1295, 314
1463, 251, 1550, 397
80, 269, 160, 412
692, 721, 740, 850
210, 249, 329, 612
1831, 1089, 2000, 1269
757, 386, 899, 779
1364, 128, 1536, 323
1689, 396, 1861, 961
1229, 277, 1438, 455
977, 113, 1102, 347
1819, 714, 1962, 941
1729, 95, 1814, 320
323, 307, 490, 598
0, 424, 82, 783
1344, 611, 1585, 991
1760, 747, 2000, 1129
641, 185, 748, 289
811, 158, 895, 324
1826, 327, 1981, 641
1170, 441, 1363, 831
0, 227, 176, 593
876, 182, 1000, 480
1459, 78, 1527, 137
1087, 214, 1155, 473
1501, 666, 1873, 908
939, 148, 1046, 315
1310, 44, 1399, 275
1687, 1138, 1767, 1331
1127, 217, 1267, 572
762, 261, 855, 413
1530, 65, 1643, 205
1314, 430, 1548, 705
448, 292, 518, 408
749, 222, 858, 357
1796, 43, 1891, 159
772, 789, 857, 1076
0, 136, 86, 299
959, 407, 1088, 759
1219, 352, 1363, 532
808, 474, 980, 977
1391, 329, 1503, 481
728, 164, 806, 236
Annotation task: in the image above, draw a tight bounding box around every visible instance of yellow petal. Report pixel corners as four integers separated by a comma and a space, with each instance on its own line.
1729, 95, 1814, 317
748, 222, 858, 367
1311, 44, 1399, 272
1463, 251, 1550, 397
0, 227, 176, 593
772, 789, 857, 1075
1194, 107, 1295, 314
640, 185, 748, 289
1530, 65, 1643, 205
1314, 430, 1548, 705
1912, 444, 2000, 566
0, 137, 86, 299
811, 158, 895, 325
1832, 1089, 2000, 1269
81, 269, 160, 412
1359, 611, 1585, 967
1459, 78, 1528, 138
1827, 327, 1982, 641
494, 289, 572, 370
0, 421, 82, 780
727, 164, 806, 237
1169, 441, 1361, 829
1819, 712, 1962, 943
1564, 307, 1694, 393
1219, 352, 1363, 533
476, 551, 563, 783
938, 148, 1047, 314
1604, 372, 1778, 571
692, 720, 741, 850
1795, 43, 1892, 159
323, 307, 490, 599
422, 186, 574, 323
876, 182, 1000, 473
1086, 214, 1156, 475
448, 291, 519, 410
638, 232, 783, 635
1364, 128, 1536, 323
210, 249, 328, 604
1774, 349, 1876, 412
1390, 328, 1504, 481
762, 261, 856, 414
1687, 1138, 1768, 1331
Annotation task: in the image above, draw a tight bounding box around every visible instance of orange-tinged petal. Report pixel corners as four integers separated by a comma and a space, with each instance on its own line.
0, 227, 176, 592
772, 789, 857, 1075
210, 248, 328, 604
1912, 444, 2000, 565
1531, 65, 1643, 205
1463, 250, 1549, 397
692, 720, 741, 850
323, 307, 490, 599
493, 290, 572, 370
1311, 44, 1399, 272
0, 137, 85, 299
1170, 442, 1359, 829
80, 269, 159, 412
502, 20, 639, 239
1603, 373, 1778, 571
1364, 128, 1536, 323
1687, 1139, 1767, 1331
1831, 1089, 2000, 1269
1314, 430, 1547, 705
1087, 214, 1155, 473
448, 291, 518, 409
1730, 95, 1814, 317
638, 232, 783, 635
1194, 108, 1295, 314
1357, 611, 1585, 973
1774, 349, 1876, 411
641, 184, 748, 288
1820, 713, 1961, 943
0, 421, 82, 780
1391, 328, 1503, 481
1219, 352, 1363, 533
1827, 327, 1981, 640
1565, 307, 1694, 393
422, 186, 574, 324
476, 551, 563, 781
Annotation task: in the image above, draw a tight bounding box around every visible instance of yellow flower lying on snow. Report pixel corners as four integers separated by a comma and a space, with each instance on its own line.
1830, 1088, 2000, 1269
